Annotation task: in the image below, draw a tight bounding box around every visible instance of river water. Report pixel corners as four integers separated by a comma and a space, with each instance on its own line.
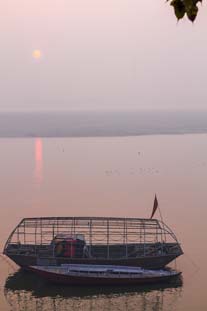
0, 134, 206, 310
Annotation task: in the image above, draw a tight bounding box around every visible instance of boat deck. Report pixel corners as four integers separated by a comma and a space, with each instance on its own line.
32, 264, 179, 278
4, 216, 183, 269
30, 264, 181, 285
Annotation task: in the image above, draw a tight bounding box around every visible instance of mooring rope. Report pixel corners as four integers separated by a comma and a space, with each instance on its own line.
0, 253, 17, 272
180, 252, 200, 285
184, 252, 199, 271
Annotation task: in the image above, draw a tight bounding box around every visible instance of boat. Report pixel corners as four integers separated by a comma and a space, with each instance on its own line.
29, 264, 181, 285
3, 214, 183, 269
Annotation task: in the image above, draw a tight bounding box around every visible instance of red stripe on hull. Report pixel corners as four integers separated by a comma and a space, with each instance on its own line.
30, 267, 181, 286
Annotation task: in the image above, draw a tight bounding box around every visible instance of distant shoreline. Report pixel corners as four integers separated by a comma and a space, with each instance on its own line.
1, 132, 207, 138
0, 110, 207, 138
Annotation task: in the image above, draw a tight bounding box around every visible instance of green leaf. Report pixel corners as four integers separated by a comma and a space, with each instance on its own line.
171, 0, 186, 19
186, 4, 198, 21
183, 0, 193, 9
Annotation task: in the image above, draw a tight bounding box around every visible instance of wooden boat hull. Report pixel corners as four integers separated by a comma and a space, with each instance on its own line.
29, 266, 181, 285
6, 253, 180, 270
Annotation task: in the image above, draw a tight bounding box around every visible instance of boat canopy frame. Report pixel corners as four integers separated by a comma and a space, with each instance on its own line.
4, 217, 180, 259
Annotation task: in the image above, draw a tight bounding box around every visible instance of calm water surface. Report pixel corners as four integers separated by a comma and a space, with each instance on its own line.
0, 135, 206, 310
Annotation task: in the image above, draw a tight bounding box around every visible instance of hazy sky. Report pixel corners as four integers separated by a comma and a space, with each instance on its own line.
1, 0, 207, 111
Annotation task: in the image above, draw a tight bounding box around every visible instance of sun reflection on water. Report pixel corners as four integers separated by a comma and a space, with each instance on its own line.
34, 138, 43, 184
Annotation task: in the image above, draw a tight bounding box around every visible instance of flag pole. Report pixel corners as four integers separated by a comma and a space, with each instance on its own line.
150, 194, 166, 242
157, 198, 166, 243
158, 205, 164, 223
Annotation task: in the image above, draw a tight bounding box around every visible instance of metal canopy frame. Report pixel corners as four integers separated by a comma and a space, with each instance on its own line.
4, 217, 180, 259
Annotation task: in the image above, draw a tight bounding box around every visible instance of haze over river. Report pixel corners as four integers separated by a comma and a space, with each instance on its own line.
0, 131, 206, 310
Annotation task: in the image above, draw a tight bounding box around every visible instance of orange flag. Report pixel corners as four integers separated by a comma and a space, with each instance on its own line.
150, 195, 158, 219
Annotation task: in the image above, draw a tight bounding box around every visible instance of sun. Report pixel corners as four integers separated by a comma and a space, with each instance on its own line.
32, 49, 42, 59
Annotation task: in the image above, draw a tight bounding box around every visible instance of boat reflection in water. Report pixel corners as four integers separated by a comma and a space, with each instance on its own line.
4, 269, 183, 311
